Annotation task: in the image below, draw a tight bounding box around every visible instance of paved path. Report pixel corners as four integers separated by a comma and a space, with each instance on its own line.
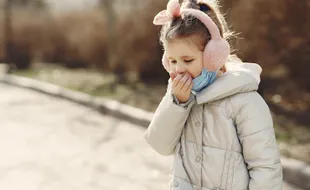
0, 83, 303, 190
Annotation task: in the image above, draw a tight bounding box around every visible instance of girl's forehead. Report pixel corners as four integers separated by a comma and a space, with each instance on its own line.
165, 34, 204, 51
165, 38, 202, 57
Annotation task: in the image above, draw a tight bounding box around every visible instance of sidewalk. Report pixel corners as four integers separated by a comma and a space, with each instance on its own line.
0, 64, 8, 75
0, 83, 172, 190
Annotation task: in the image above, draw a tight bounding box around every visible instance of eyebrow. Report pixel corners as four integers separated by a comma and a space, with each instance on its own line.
168, 56, 194, 59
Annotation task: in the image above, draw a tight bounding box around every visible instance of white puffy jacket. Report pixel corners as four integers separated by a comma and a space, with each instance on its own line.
145, 62, 283, 190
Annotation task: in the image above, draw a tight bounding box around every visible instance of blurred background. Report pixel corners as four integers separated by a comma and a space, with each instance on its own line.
0, 0, 309, 180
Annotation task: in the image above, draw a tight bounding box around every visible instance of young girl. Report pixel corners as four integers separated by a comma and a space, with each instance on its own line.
144, 0, 283, 189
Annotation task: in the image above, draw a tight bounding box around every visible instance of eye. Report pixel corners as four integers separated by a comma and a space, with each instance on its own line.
170, 60, 177, 64
184, 59, 194, 63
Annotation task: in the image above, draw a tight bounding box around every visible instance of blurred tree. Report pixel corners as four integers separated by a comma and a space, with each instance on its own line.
4, 0, 14, 71
4, 0, 38, 71
99, 0, 127, 86
11, 0, 46, 9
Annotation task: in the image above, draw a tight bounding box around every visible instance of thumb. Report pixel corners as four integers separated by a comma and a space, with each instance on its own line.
170, 72, 176, 80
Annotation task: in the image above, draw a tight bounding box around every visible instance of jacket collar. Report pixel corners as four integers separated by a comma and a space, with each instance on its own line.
196, 62, 262, 104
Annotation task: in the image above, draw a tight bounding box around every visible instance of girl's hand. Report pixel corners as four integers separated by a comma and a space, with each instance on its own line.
170, 72, 193, 103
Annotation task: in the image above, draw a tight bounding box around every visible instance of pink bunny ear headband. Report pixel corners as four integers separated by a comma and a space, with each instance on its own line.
154, 0, 230, 72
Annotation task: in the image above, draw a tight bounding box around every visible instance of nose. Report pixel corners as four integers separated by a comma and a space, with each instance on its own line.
175, 64, 186, 75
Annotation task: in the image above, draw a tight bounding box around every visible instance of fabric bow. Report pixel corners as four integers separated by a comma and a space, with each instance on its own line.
153, 0, 211, 25
153, 0, 181, 25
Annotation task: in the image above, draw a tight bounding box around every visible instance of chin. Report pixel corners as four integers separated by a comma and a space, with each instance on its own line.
191, 74, 198, 79
192, 71, 202, 78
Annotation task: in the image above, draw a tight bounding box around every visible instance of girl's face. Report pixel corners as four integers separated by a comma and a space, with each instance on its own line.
165, 37, 204, 78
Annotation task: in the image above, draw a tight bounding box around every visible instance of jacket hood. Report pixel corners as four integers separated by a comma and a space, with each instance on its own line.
196, 62, 262, 104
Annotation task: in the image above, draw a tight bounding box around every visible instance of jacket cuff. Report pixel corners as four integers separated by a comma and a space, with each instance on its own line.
172, 93, 195, 108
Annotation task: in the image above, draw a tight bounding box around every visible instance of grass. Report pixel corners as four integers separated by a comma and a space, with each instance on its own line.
12, 63, 166, 112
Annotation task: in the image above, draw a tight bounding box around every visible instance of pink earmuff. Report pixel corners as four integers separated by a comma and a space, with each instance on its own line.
181, 8, 230, 71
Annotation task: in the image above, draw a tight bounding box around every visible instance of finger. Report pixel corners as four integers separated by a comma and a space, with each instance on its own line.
180, 75, 190, 91
180, 73, 191, 90
176, 74, 188, 91
173, 74, 183, 88
185, 78, 193, 92
169, 72, 176, 80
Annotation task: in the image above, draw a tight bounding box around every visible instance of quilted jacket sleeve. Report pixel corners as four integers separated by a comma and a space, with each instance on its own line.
231, 91, 283, 190
144, 80, 194, 156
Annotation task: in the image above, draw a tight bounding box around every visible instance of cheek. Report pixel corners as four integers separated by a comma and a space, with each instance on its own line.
169, 64, 180, 75
191, 70, 202, 78
169, 63, 176, 70
190, 61, 203, 78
